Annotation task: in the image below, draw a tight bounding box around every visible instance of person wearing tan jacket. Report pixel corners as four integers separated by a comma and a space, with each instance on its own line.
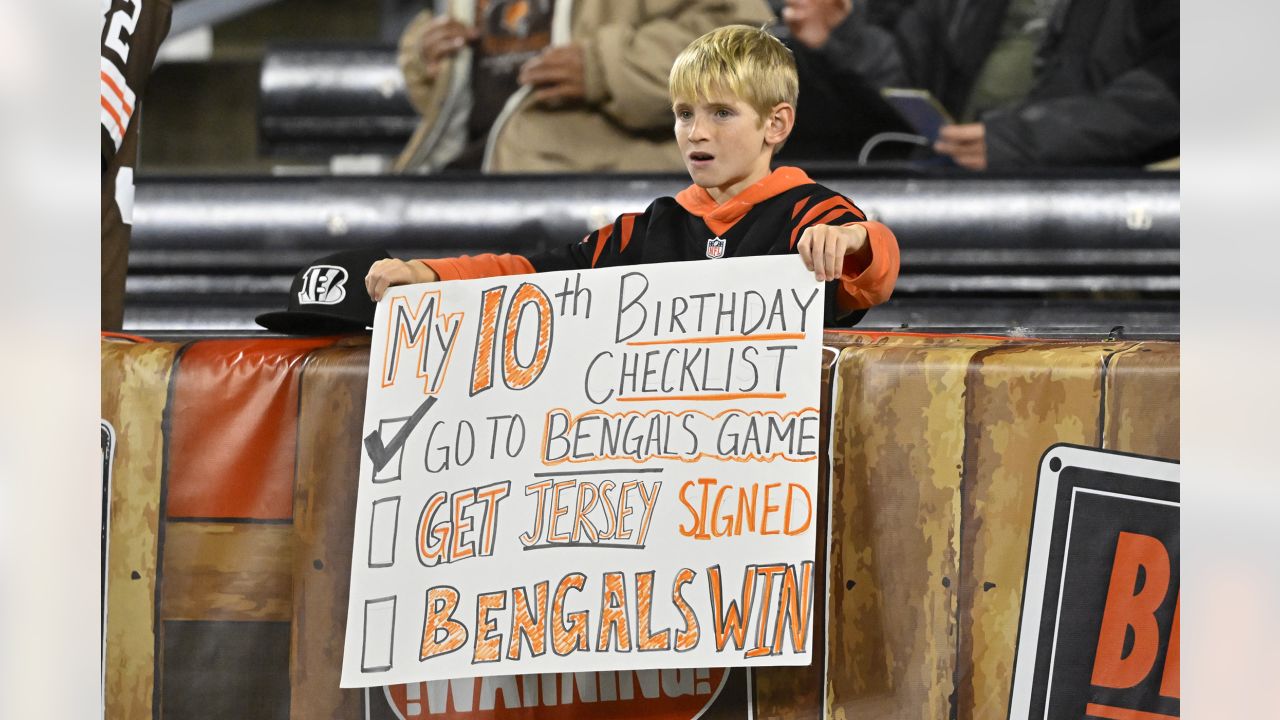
394, 0, 775, 173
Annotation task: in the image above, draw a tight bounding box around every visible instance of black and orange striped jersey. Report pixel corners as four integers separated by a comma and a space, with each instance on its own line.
419, 167, 900, 326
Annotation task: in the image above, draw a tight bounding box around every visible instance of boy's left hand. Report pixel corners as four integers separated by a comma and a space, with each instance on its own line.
798, 223, 870, 282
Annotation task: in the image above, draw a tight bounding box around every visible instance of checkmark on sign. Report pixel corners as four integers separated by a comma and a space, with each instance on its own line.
364, 396, 438, 474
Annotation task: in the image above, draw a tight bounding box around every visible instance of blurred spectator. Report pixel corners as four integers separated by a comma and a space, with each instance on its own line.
767, 0, 912, 163
394, 0, 774, 173
777, 0, 1179, 169
101, 0, 171, 330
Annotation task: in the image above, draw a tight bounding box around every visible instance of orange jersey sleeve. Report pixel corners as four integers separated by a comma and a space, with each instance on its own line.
836, 220, 900, 311
418, 254, 536, 281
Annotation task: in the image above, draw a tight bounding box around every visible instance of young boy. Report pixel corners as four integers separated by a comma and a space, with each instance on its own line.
366, 24, 899, 324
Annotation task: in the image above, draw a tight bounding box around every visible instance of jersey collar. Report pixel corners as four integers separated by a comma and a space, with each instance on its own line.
675, 166, 814, 230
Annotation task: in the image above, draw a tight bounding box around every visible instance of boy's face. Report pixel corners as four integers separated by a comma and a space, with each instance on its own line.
673, 92, 791, 203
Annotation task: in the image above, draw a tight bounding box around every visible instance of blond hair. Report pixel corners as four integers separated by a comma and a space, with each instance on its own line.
668, 25, 799, 120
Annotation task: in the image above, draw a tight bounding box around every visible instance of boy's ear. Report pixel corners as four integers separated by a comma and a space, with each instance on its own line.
764, 102, 795, 148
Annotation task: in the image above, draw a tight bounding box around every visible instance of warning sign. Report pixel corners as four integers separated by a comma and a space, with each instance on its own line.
366, 667, 752, 719
1009, 445, 1179, 720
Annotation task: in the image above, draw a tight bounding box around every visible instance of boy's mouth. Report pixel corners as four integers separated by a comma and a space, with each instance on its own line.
687, 151, 715, 167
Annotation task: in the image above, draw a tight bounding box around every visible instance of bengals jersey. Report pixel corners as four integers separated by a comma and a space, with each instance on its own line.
101, 0, 171, 330
419, 167, 900, 326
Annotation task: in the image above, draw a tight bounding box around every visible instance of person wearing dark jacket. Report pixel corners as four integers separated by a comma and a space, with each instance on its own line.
777, 0, 1179, 169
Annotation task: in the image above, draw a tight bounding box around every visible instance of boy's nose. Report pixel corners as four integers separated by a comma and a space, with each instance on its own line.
686, 117, 709, 142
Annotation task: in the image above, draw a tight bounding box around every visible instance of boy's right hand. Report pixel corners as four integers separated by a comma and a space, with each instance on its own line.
416, 16, 478, 82
366, 259, 439, 302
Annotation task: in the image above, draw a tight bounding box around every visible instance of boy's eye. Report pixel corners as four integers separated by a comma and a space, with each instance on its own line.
675, 109, 692, 120
714, 108, 733, 119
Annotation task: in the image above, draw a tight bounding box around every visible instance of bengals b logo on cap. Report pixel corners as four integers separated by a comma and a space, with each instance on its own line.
256, 247, 391, 334
297, 265, 349, 306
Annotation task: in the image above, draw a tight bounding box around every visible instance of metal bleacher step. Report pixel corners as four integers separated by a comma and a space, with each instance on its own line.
123, 170, 1179, 334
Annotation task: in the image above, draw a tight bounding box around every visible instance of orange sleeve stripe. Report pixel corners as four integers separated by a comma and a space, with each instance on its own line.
791, 197, 811, 220
618, 214, 637, 253
591, 223, 614, 268
845, 197, 867, 220
798, 196, 859, 228
790, 196, 861, 248
100, 96, 125, 136
99, 70, 134, 115
812, 208, 859, 233
791, 207, 858, 250
836, 221, 900, 311
419, 254, 535, 281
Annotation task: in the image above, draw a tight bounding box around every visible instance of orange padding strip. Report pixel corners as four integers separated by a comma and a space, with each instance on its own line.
1084, 703, 1177, 720
165, 337, 335, 521
101, 330, 153, 343
825, 329, 1068, 342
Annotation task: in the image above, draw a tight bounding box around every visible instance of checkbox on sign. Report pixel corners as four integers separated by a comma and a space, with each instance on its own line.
365, 397, 437, 484
368, 497, 400, 568
369, 418, 409, 483
360, 596, 397, 673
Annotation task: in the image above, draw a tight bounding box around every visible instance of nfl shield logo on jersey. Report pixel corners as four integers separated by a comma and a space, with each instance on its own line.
705, 236, 726, 259
297, 265, 348, 305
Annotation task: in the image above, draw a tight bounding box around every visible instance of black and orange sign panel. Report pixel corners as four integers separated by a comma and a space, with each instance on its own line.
1010, 445, 1179, 720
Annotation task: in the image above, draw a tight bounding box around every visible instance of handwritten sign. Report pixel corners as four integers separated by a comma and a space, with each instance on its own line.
341, 256, 823, 687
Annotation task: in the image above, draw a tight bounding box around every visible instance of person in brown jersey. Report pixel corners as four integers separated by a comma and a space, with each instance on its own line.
101, 0, 171, 330
367, 25, 899, 326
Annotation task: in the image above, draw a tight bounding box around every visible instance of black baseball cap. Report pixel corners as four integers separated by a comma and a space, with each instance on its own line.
255, 247, 391, 334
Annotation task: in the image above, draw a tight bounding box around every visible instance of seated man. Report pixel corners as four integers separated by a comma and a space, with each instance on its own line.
370, 25, 900, 326
394, 0, 774, 173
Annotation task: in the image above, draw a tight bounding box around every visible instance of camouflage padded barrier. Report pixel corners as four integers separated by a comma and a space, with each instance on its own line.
751, 344, 842, 720
102, 337, 184, 720
290, 341, 375, 717
161, 337, 336, 720
100, 334, 1179, 720
826, 334, 1003, 719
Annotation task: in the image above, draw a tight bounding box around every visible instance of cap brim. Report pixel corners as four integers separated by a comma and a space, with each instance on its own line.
255, 310, 371, 335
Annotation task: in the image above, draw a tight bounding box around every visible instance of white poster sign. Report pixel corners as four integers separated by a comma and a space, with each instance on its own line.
341, 256, 823, 687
